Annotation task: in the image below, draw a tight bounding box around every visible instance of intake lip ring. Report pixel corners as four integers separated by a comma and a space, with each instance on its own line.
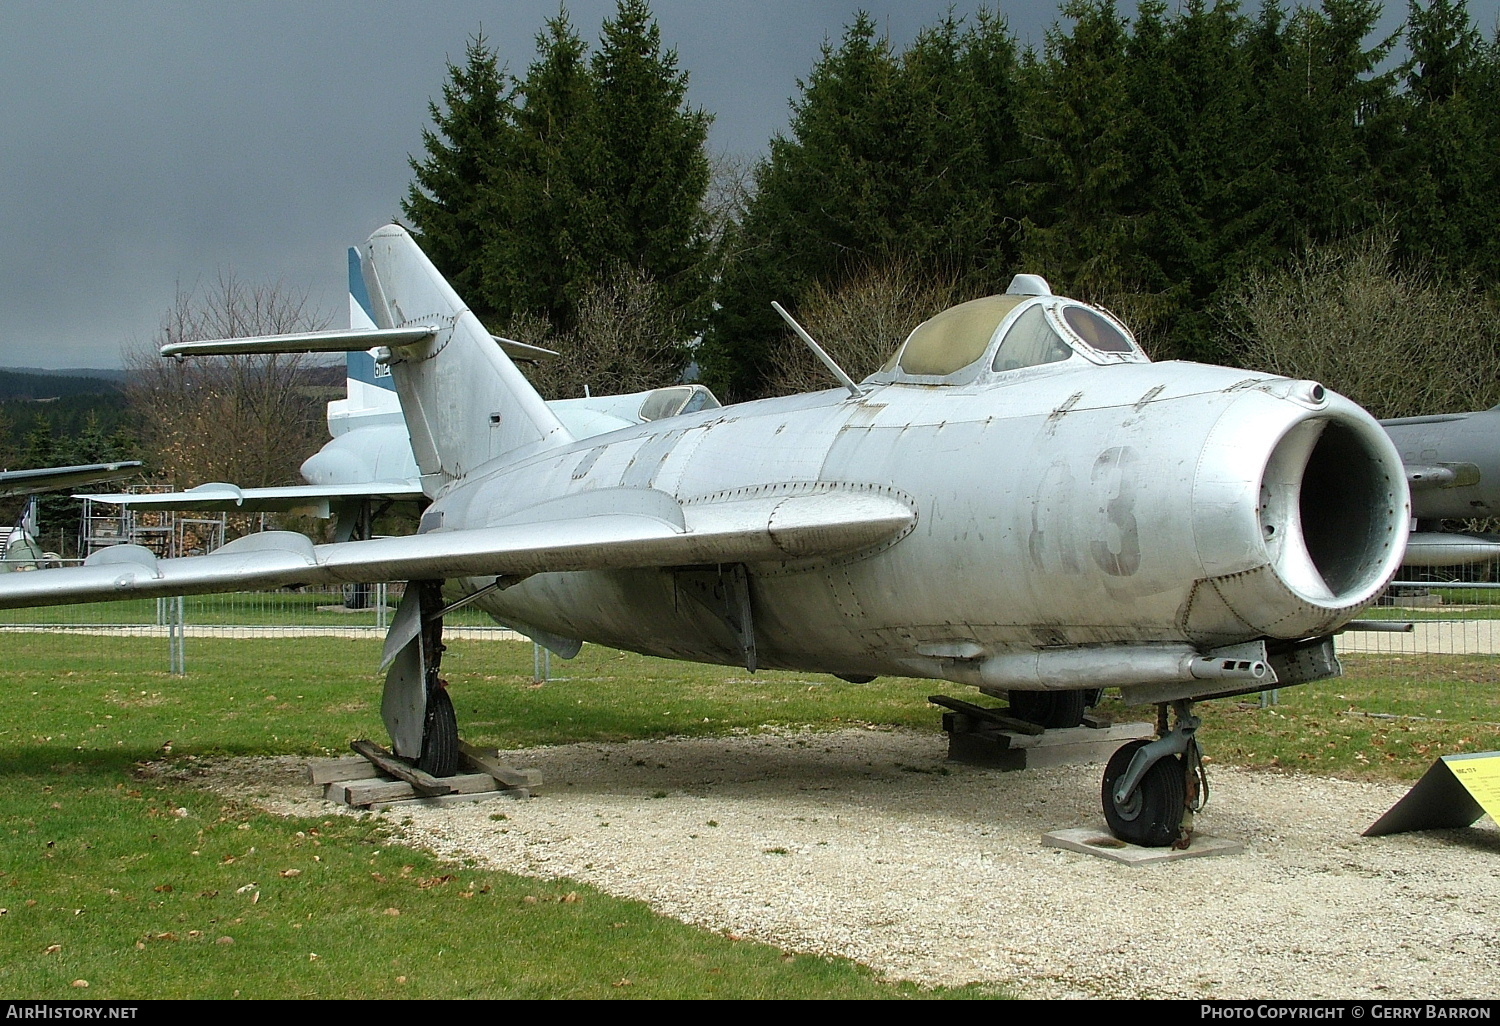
1259, 407, 1407, 610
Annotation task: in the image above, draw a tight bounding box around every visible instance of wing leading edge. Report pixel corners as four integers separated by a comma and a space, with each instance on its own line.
0, 489, 915, 610
79, 481, 425, 516
0, 462, 142, 498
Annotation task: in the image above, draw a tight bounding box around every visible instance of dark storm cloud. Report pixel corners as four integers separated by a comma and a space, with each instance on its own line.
0, 1, 1490, 370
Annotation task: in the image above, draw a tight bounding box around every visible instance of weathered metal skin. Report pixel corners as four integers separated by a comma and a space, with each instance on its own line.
1380, 406, 1500, 567
0, 224, 1405, 709
436, 358, 1407, 692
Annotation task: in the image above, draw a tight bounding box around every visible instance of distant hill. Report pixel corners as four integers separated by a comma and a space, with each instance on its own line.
0, 367, 128, 383
0, 368, 125, 400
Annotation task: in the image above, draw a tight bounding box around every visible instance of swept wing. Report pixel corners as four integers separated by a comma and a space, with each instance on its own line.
0, 461, 141, 498
0, 488, 915, 609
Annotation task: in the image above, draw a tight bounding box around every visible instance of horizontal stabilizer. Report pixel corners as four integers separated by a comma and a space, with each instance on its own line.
160, 326, 436, 358
158, 327, 558, 364
80, 481, 424, 516
0, 490, 915, 609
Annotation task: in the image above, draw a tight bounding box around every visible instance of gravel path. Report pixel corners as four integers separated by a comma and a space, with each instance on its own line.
192, 727, 1500, 1000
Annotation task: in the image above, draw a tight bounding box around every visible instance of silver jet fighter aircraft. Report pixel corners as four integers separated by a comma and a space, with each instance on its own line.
1381, 406, 1500, 567
0, 460, 142, 570
0, 226, 1410, 846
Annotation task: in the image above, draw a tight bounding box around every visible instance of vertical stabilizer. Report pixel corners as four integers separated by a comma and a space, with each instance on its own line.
328, 248, 402, 439
345, 246, 397, 401
359, 225, 572, 491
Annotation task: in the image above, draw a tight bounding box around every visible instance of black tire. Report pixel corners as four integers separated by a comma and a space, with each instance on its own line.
417, 685, 459, 777
1102, 738, 1186, 847
1009, 689, 1088, 729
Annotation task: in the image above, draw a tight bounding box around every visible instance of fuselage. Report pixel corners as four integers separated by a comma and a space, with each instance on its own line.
428, 357, 1406, 686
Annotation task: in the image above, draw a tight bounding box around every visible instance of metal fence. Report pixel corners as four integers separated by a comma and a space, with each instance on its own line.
0, 583, 522, 674
1343, 566, 1500, 657
3, 568, 1500, 677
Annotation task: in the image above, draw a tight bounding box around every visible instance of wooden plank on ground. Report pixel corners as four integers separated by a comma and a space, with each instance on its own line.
308, 756, 374, 785
334, 771, 499, 807
458, 741, 543, 789
927, 695, 1045, 735
350, 739, 455, 796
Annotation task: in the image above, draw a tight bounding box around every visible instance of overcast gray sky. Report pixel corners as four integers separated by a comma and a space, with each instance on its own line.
2, 1, 1494, 371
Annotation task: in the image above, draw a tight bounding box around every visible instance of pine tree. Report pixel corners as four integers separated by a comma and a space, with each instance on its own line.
703, 12, 1026, 400
489, 11, 602, 330
589, 0, 713, 330
409, 2, 712, 374
1015, 2, 1149, 323
1389, 0, 1500, 279
703, 14, 902, 400
403, 32, 517, 325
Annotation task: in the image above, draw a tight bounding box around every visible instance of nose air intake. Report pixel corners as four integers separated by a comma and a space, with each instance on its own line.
1261, 414, 1403, 606
1187, 387, 1406, 642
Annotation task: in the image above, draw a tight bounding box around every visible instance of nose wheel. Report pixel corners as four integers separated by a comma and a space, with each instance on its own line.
1101, 700, 1205, 847
1102, 739, 1186, 846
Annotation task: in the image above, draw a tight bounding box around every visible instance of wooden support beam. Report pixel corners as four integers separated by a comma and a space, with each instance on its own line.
927, 695, 1045, 735
350, 739, 455, 796
458, 741, 543, 790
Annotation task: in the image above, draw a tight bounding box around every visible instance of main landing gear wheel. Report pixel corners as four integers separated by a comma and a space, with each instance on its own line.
417, 683, 458, 778
1009, 689, 1088, 729
1102, 738, 1187, 847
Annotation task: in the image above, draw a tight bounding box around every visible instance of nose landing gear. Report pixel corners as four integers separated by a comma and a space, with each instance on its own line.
1102, 699, 1206, 847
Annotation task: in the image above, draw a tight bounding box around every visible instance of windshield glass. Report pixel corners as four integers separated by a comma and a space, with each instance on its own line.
992, 304, 1074, 371
1061, 305, 1137, 355
897, 295, 1027, 376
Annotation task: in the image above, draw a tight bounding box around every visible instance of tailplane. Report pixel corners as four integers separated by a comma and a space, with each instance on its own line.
160, 225, 573, 495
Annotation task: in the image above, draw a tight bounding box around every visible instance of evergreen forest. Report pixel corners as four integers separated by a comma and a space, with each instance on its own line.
406, 0, 1500, 408
9, 0, 1500, 550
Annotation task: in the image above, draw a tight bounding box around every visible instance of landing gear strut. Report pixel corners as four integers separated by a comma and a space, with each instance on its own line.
381, 579, 459, 777
1102, 699, 1206, 847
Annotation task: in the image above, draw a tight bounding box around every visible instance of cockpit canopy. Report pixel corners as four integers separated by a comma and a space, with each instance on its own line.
871, 276, 1147, 385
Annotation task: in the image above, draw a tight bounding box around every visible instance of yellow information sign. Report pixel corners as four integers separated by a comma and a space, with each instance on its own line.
1442, 752, 1500, 823
1365, 750, 1500, 837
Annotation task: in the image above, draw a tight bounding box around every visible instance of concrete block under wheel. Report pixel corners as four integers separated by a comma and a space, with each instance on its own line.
1042, 827, 1245, 864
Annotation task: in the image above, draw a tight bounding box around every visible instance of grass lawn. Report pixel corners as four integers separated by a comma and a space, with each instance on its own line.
0, 635, 990, 1000
1, 632, 1495, 999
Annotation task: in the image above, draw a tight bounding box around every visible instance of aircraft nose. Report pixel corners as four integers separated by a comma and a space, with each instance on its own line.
1185, 387, 1408, 639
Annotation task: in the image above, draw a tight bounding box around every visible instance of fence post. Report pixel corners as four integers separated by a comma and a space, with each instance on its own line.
169, 595, 186, 675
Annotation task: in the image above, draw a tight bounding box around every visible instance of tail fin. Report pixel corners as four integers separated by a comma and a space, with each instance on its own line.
361, 225, 572, 488
157, 225, 573, 494
331, 247, 403, 436
345, 246, 398, 403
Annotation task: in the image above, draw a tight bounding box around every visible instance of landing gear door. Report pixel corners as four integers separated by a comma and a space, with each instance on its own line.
380, 584, 427, 759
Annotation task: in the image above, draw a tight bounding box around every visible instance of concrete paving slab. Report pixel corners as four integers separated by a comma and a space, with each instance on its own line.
1042, 826, 1245, 864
